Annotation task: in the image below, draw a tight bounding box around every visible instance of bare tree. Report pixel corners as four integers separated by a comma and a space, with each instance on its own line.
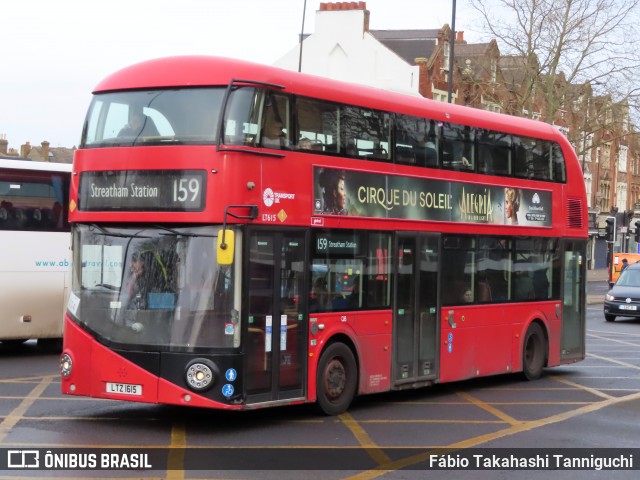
469, 0, 640, 129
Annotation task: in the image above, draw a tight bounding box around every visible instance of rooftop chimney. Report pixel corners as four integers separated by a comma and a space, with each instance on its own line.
319, 2, 369, 32
0, 134, 7, 155
41, 141, 50, 162
320, 2, 367, 11
21, 141, 31, 159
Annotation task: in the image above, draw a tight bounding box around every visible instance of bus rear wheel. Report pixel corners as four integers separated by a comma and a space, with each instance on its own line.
316, 342, 357, 415
522, 322, 546, 380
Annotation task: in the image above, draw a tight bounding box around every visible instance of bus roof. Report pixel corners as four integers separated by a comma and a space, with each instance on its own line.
93, 56, 563, 142
0, 159, 72, 173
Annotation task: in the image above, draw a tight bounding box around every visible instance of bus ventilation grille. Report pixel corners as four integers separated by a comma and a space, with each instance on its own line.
567, 198, 584, 229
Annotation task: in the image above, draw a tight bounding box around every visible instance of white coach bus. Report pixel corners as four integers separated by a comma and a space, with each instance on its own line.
0, 159, 71, 349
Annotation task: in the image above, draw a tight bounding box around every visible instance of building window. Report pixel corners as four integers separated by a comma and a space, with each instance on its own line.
618, 145, 628, 173
443, 42, 450, 71
617, 182, 627, 212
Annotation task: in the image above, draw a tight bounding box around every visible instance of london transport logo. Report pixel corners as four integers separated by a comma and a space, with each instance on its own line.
262, 188, 296, 207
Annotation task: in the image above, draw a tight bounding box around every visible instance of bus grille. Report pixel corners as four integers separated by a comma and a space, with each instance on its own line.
567, 198, 584, 229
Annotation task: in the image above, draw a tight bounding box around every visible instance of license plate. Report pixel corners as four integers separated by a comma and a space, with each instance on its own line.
619, 305, 637, 311
106, 382, 142, 396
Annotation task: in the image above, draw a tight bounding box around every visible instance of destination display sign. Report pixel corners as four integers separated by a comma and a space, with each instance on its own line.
79, 170, 206, 211
315, 233, 360, 255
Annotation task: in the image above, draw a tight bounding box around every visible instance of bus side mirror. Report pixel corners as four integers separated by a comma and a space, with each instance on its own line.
217, 229, 235, 265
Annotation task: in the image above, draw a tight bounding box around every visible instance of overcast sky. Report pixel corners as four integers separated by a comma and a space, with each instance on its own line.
0, 0, 482, 150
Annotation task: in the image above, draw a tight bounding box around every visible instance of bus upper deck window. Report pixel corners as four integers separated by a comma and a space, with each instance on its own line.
442, 123, 474, 171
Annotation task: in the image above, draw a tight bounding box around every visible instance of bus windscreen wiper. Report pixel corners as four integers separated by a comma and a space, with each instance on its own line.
88, 224, 151, 238
153, 225, 215, 238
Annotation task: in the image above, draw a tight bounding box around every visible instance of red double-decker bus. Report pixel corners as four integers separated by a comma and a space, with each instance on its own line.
60, 56, 586, 414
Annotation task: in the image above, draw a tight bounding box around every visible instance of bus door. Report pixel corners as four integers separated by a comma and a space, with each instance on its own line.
244, 229, 308, 405
560, 240, 586, 362
393, 233, 439, 386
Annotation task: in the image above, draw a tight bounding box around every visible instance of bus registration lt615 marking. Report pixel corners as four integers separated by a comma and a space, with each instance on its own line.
106, 382, 142, 396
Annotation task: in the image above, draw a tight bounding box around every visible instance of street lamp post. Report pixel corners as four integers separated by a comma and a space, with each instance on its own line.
447, 0, 457, 103
298, 0, 308, 73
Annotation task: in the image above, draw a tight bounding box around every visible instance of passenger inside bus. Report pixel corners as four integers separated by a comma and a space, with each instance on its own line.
346, 276, 361, 309
513, 265, 535, 300
298, 137, 323, 151
123, 252, 149, 311
462, 288, 473, 303
477, 276, 493, 302
309, 277, 329, 312
118, 108, 159, 138
261, 95, 289, 148
415, 140, 438, 167
261, 118, 286, 148
123, 250, 172, 312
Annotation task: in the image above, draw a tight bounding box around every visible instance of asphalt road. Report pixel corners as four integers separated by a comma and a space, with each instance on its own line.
0, 297, 638, 479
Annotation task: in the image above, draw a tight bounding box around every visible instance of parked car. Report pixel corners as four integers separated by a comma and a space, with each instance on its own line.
604, 262, 640, 322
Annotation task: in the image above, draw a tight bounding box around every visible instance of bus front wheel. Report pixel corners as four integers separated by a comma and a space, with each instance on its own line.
522, 322, 546, 380
316, 342, 357, 415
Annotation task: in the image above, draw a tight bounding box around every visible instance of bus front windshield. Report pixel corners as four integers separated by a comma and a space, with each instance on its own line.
81, 88, 225, 148
70, 224, 239, 351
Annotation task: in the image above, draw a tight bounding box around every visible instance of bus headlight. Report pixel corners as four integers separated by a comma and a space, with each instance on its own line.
60, 353, 73, 377
185, 359, 216, 392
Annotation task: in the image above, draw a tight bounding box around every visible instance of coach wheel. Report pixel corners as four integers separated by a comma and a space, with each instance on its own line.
605, 314, 616, 322
522, 322, 546, 380
316, 342, 357, 415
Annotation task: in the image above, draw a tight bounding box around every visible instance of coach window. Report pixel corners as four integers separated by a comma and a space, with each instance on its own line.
364, 232, 392, 308
442, 123, 474, 172
295, 97, 338, 153
512, 237, 555, 301
516, 238, 558, 301
477, 237, 511, 303
395, 115, 439, 168
442, 236, 476, 305
260, 92, 290, 149
478, 130, 511, 176
551, 143, 567, 182
394, 115, 418, 165
222, 88, 290, 149
0, 172, 69, 232
310, 230, 391, 311
514, 137, 551, 181
224, 87, 261, 146
340, 106, 390, 162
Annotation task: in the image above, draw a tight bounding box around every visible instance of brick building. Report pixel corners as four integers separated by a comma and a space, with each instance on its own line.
0, 136, 74, 164
275, 1, 640, 264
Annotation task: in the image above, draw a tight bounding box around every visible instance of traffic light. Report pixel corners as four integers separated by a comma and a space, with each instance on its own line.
635, 220, 640, 244
605, 216, 616, 242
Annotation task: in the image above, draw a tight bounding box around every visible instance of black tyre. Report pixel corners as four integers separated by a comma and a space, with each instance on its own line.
522, 322, 547, 380
316, 342, 357, 415
604, 314, 616, 322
